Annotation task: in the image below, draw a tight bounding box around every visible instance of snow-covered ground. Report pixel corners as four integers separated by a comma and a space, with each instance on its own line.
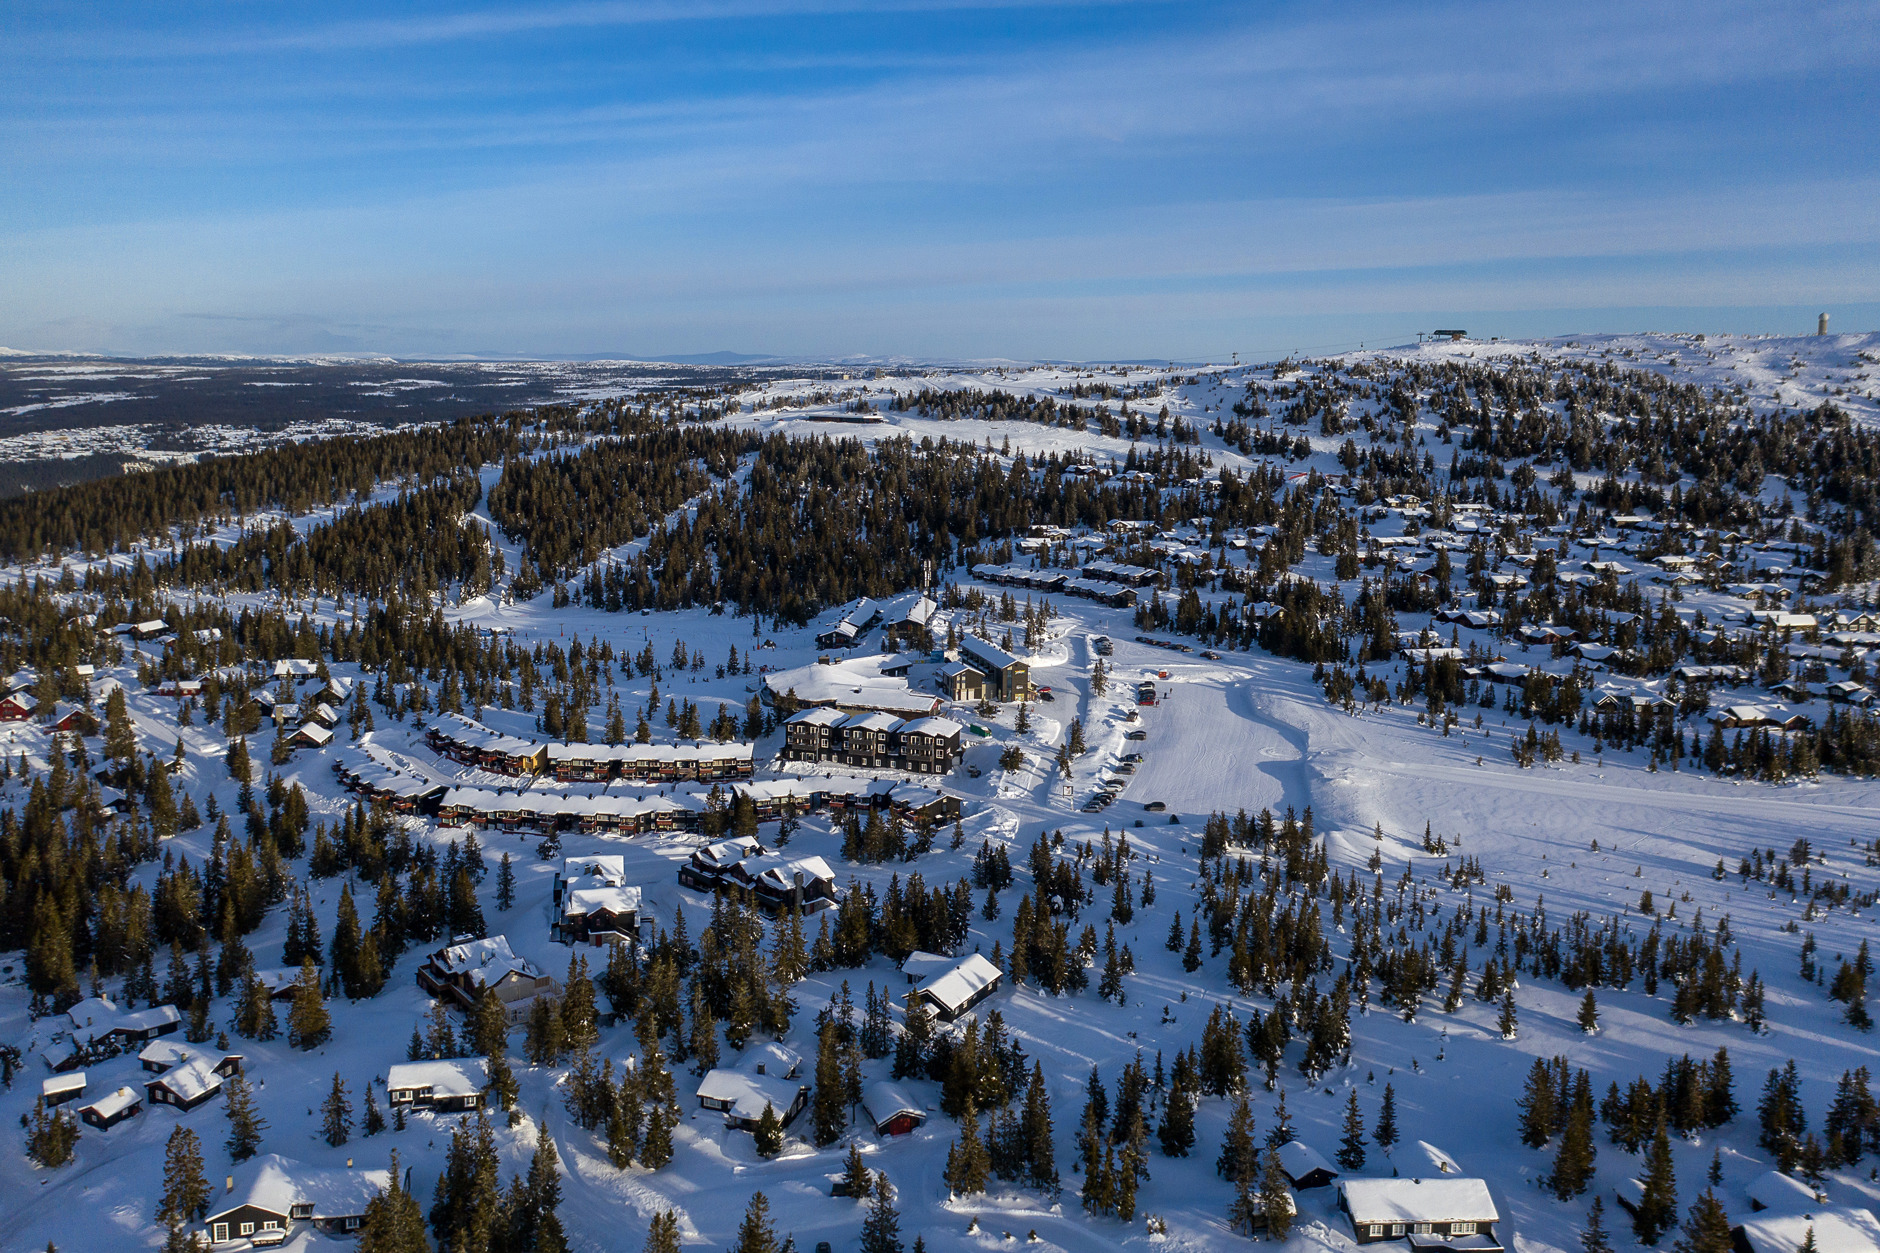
2, 582, 1877, 1253
3, 333, 1879, 1252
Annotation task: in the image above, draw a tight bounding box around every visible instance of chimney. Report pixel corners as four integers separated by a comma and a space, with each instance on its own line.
347, 1157, 354, 1168
1819, 313, 1830, 336
226, 1175, 234, 1193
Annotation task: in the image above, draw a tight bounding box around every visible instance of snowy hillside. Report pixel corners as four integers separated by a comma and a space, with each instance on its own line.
0, 334, 1877, 1253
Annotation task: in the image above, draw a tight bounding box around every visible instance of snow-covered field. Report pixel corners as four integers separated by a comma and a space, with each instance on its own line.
1, 332, 1878, 1253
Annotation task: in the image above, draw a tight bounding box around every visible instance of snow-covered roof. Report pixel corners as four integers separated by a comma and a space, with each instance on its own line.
561, 854, 627, 884
387, 1058, 486, 1098
41, 1072, 85, 1096
207, 1154, 391, 1224
138, 1039, 198, 1069
432, 935, 544, 987
697, 835, 765, 867
959, 634, 1020, 671
899, 716, 963, 738
748, 1041, 801, 1077
1277, 1139, 1338, 1181
1736, 1207, 1880, 1253
885, 592, 938, 627
917, 952, 1002, 1013
65, 995, 118, 1032
564, 885, 642, 920
843, 711, 902, 733
864, 1081, 923, 1125
1748, 1170, 1824, 1212
695, 1068, 803, 1123
1340, 1177, 1499, 1226
900, 951, 956, 981
151, 1056, 223, 1103
743, 854, 837, 892
65, 996, 180, 1040
763, 658, 942, 716
83, 1086, 141, 1120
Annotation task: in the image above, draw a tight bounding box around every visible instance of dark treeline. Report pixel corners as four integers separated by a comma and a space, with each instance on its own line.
0, 418, 522, 562
89, 470, 501, 604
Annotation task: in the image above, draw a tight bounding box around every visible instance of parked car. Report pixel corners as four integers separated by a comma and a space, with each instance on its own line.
1125, 729, 1148, 740
1144, 801, 1167, 813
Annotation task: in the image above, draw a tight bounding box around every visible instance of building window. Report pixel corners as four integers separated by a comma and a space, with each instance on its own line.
212, 1225, 228, 1243
1391, 1225, 1406, 1237
1368, 1226, 1383, 1239
1413, 1224, 1433, 1235
240, 1223, 255, 1236
1454, 1224, 1477, 1236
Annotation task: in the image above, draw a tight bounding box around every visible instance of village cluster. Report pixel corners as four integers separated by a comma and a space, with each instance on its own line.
2, 335, 1879, 1253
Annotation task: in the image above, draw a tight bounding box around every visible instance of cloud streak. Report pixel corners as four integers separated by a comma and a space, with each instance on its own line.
1, 0, 1875, 356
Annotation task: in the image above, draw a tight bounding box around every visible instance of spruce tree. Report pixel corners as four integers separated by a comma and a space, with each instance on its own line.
1337, 1089, 1368, 1171
944, 1098, 990, 1195
860, 1170, 904, 1253
753, 1102, 784, 1157
1583, 1197, 1613, 1253
1551, 1089, 1597, 1199
1260, 1147, 1295, 1240
639, 1103, 674, 1169
223, 1072, 266, 1161
526, 1133, 566, 1253
364, 1082, 386, 1136
607, 1078, 641, 1169
813, 1023, 847, 1147
1217, 1091, 1258, 1185
1635, 1118, 1679, 1245
1374, 1083, 1399, 1153
1671, 1189, 1734, 1253
496, 853, 516, 911
158, 1126, 210, 1224
288, 958, 330, 1049
1156, 1072, 1195, 1157
642, 1210, 682, 1253
1229, 1174, 1262, 1235
323, 1072, 354, 1147
731, 1193, 779, 1253
1579, 988, 1600, 1033
357, 1150, 429, 1253
1518, 1057, 1558, 1146
1021, 1062, 1058, 1193
839, 1141, 873, 1197
26, 1105, 79, 1168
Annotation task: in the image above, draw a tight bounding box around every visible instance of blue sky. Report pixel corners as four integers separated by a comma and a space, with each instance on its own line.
3, 0, 1876, 360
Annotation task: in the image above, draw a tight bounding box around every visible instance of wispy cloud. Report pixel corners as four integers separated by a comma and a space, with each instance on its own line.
14, 0, 1158, 59
2, 0, 1875, 356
